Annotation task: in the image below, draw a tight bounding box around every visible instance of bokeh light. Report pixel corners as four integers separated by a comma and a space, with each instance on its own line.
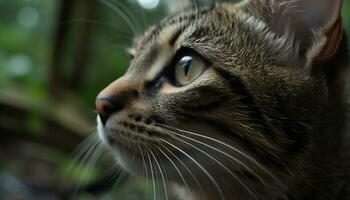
6, 54, 32, 77
17, 6, 39, 28
137, 0, 160, 9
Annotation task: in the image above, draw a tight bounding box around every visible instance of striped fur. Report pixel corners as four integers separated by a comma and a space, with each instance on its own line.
96, 1, 349, 199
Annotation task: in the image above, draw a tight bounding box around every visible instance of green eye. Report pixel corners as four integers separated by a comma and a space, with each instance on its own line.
175, 54, 207, 86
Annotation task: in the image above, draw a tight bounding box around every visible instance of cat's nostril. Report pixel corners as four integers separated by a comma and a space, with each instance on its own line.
96, 96, 123, 125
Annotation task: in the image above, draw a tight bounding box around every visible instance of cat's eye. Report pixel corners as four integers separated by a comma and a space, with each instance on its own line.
174, 54, 207, 86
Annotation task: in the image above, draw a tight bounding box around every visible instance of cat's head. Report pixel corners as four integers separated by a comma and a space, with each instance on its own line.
96, 0, 346, 198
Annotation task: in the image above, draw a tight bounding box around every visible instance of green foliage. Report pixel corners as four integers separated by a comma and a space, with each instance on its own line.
0, 0, 349, 199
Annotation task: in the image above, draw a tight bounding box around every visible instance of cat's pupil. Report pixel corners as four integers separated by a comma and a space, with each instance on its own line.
179, 56, 192, 76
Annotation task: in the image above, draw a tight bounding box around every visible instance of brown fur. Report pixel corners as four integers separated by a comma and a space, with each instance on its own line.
96, 1, 350, 199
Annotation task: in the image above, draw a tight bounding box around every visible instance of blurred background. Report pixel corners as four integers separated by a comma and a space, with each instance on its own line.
0, 0, 349, 199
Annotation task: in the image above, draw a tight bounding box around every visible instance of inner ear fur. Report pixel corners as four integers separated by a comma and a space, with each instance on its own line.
319, 17, 343, 61
240, 0, 344, 62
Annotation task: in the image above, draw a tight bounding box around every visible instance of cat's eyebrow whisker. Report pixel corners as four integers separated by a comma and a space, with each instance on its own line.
99, 0, 139, 35
101, 44, 132, 56
160, 138, 226, 200
166, 133, 258, 200
112, 0, 143, 33
156, 123, 285, 189
64, 19, 120, 31
137, 0, 149, 32
107, 35, 134, 42
159, 143, 208, 200
146, 145, 169, 200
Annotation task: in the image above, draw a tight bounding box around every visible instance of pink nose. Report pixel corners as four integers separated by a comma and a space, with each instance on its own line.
95, 76, 138, 125
95, 96, 123, 125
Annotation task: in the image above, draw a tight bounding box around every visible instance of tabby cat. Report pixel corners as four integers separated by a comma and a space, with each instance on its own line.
95, 0, 350, 199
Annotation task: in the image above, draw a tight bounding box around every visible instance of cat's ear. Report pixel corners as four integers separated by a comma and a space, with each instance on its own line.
241, 0, 343, 62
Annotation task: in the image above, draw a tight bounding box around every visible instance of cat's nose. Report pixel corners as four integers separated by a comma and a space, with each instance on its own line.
96, 96, 124, 125
96, 76, 138, 125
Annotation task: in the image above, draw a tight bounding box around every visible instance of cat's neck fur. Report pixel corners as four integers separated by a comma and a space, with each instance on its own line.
297, 34, 350, 200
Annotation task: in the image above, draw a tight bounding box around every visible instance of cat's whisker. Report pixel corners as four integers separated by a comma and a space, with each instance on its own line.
92, 0, 348, 198
82, 141, 103, 176
131, 144, 137, 164
141, 4, 150, 31
146, 148, 157, 200
147, 145, 169, 200
69, 137, 98, 198
74, 138, 100, 175
159, 143, 208, 200
160, 138, 226, 200
99, 0, 138, 35
138, 145, 150, 200
159, 153, 170, 199
165, 127, 267, 187
73, 138, 102, 197
166, 132, 258, 200
112, 0, 143, 33
107, 35, 134, 42
70, 133, 99, 163
157, 145, 191, 198
95, 128, 129, 191
99, 44, 132, 58
110, 168, 124, 189
96, 35, 134, 55
156, 123, 284, 189
64, 19, 121, 30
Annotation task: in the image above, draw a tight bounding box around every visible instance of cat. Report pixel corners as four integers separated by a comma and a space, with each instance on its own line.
95, 0, 350, 199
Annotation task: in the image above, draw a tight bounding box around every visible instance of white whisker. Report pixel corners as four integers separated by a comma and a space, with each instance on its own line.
113, 0, 143, 33
159, 143, 208, 200
139, 145, 150, 200
157, 123, 284, 188
157, 146, 191, 196
147, 146, 169, 200
166, 127, 269, 190
168, 134, 258, 200
99, 0, 138, 35
73, 138, 102, 197
160, 138, 226, 200
146, 149, 157, 200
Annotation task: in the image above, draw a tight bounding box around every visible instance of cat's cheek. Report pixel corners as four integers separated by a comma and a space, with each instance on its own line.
96, 115, 108, 145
